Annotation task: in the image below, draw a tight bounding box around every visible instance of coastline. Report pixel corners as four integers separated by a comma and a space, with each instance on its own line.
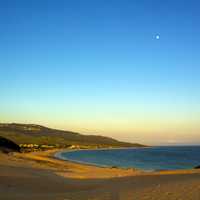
54, 149, 111, 168
44, 148, 200, 176
12, 149, 143, 178
1, 149, 200, 200
12, 148, 200, 176
54, 147, 146, 169
54, 147, 200, 173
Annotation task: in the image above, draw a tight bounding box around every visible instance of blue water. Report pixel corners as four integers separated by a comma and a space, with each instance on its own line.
56, 146, 200, 171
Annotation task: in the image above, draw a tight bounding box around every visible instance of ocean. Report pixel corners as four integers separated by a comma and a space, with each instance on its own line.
56, 146, 200, 171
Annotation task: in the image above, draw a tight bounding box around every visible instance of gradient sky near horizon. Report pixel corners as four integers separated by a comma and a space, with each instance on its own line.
0, 0, 200, 145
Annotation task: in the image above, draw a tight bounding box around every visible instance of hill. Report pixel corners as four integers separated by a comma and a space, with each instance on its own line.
0, 123, 146, 148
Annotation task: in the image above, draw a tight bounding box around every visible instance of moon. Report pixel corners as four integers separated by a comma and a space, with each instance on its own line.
156, 35, 160, 40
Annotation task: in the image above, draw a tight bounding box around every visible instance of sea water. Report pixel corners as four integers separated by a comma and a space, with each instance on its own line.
56, 146, 200, 171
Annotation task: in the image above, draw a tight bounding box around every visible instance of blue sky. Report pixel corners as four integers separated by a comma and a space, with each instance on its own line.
0, 0, 200, 145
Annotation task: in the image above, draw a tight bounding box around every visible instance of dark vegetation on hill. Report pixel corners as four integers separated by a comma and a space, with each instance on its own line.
0, 136, 21, 153
0, 123, 146, 148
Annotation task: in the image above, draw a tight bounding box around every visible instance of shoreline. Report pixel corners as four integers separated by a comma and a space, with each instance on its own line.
12, 149, 143, 178
54, 147, 146, 170
55, 150, 110, 168
1, 149, 200, 200
21, 148, 200, 176
53, 147, 200, 173
43, 149, 200, 176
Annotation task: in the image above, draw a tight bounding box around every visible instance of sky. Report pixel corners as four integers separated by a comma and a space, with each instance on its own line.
0, 0, 200, 145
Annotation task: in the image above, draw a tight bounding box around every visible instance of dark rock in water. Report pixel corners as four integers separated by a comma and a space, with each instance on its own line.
0, 136, 21, 153
111, 166, 118, 169
194, 165, 200, 169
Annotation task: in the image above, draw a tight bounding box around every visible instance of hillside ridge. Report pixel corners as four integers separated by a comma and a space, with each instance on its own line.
0, 123, 146, 148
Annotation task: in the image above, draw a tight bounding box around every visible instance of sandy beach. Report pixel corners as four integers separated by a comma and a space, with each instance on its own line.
0, 149, 200, 200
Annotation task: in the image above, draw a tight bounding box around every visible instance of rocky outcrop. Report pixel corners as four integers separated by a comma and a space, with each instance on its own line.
0, 136, 21, 153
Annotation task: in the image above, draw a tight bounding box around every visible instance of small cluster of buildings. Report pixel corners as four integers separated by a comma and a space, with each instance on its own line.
19, 144, 56, 152
19, 143, 112, 152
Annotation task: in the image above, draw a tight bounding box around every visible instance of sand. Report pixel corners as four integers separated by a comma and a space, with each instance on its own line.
0, 149, 200, 200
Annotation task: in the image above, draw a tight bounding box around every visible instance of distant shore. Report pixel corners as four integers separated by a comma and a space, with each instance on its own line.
1, 149, 200, 200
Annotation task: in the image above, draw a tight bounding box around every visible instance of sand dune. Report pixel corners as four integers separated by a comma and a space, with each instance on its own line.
0, 150, 200, 200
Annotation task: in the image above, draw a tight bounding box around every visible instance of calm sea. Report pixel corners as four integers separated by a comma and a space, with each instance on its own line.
56, 146, 200, 171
